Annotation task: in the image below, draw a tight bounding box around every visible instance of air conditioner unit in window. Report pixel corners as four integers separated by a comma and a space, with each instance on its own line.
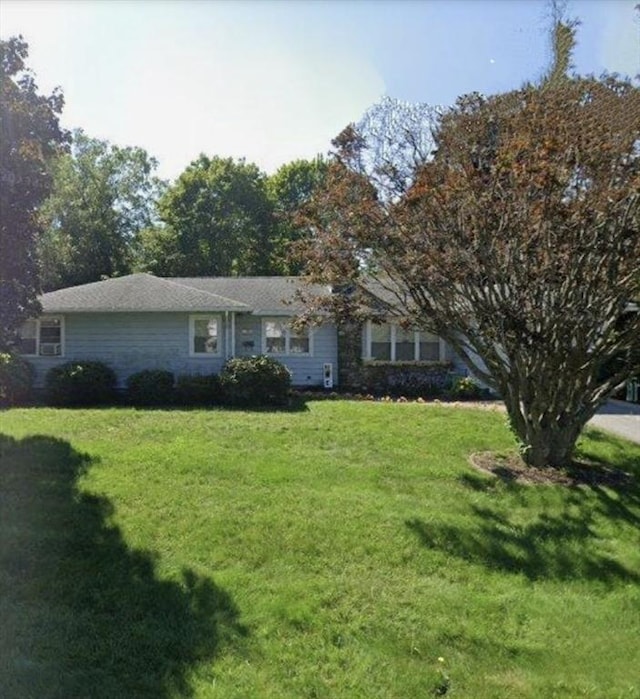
40, 343, 61, 356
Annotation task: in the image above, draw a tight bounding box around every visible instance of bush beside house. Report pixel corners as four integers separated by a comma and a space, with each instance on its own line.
0, 352, 34, 406
126, 369, 175, 406
45, 361, 118, 406
39, 357, 292, 408
219, 356, 292, 407
33, 354, 486, 408
448, 376, 486, 400
356, 361, 454, 398
175, 373, 222, 406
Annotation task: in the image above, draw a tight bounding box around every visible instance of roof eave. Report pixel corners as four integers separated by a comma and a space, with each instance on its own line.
41, 306, 251, 314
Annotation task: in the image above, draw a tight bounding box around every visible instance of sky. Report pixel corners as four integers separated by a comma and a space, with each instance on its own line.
2, 0, 638, 183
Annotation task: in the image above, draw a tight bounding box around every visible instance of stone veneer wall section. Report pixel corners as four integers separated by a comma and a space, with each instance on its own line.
336, 322, 364, 389
337, 321, 460, 396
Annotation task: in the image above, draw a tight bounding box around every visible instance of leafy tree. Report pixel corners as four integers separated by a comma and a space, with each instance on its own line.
131, 225, 184, 277
298, 29, 640, 469
266, 157, 328, 274
139, 155, 273, 276
38, 130, 165, 290
0, 36, 67, 348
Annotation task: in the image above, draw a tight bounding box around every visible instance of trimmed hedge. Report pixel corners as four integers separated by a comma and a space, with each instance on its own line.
219, 355, 291, 407
175, 373, 222, 406
358, 361, 453, 398
45, 361, 117, 406
126, 369, 175, 406
0, 352, 34, 405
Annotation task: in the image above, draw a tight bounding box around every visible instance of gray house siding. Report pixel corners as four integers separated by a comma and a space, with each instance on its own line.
29, 312, 229, 388
284, 323, 338, 387
234, 315, 338, 387
28, 312, 338, 389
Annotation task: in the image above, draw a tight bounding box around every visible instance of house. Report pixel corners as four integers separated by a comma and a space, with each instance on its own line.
18, 273, 466, 392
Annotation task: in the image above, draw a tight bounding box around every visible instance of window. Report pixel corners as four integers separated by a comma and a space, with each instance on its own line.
265, 320, 286, 354
370, 323, 391, 360
418, 331, 441, 361
17, 316, 64, 356
264, 319, 311, 356
365, 321, 443, 362
190, 315, 220, 355
18, 319, 38, 355
289, 325, 310, 354
395, 326, 415, 361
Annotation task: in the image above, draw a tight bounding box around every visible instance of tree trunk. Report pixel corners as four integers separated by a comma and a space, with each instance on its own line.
503, 394, 592, 469
520, 424, 583, 468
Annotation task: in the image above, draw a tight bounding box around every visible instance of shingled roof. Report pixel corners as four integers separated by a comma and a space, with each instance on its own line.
39, 273, 329, 315
171, 277, 328, 314
40, 274, 250, 313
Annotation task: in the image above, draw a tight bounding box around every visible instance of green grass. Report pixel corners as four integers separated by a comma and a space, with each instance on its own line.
1, 401, 639, 698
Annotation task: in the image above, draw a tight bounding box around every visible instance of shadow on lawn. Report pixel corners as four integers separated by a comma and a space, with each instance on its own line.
579, 428, 640, 474
407, 449, 640, 584
0, 433, 247, 699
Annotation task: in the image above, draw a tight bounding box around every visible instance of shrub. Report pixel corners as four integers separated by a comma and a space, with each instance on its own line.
45, 361, 117, 406
126, 369, 175, 406
0, 352, 34, 405
448, 376, 484, 400
219, 355, 291, 407
359, 361, 452, 398
175, 373, 221, 406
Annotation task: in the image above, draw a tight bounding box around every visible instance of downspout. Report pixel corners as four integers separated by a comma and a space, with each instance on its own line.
365, 320, 372, 359
225, 311, 229, 359
231, 312, 236, 358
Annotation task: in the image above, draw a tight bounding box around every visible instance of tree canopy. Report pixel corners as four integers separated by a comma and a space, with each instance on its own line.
39, 130, 165, 290
0, 36, 67, 348
266, 157, 328, 274
298, 37, 640, 468
138, 155, 274, 277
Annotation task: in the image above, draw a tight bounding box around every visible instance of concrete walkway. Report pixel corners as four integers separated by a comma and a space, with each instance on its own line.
589, 400, 640, 444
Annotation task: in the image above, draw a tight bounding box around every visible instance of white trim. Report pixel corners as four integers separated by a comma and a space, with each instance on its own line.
19, 315, 65, 357
230, 312, 236, 359
364, 320, 372, 360
189, 314, 222, 357
363, 321, 445, 362
224, 311, 229, 359
390, 324, 397, 362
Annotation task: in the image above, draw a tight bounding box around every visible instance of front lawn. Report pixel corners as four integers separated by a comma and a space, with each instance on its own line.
1, 402, 639, 698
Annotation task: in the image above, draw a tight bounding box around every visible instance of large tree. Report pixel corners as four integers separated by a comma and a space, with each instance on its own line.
298, 54, 640, 469
38, 129, 165, 290
0, 36, 67, 348
266, 157, 329, 274
138, 155, 274, 276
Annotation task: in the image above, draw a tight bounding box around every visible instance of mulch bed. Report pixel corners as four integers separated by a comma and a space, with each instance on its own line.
469, 451, 634, 487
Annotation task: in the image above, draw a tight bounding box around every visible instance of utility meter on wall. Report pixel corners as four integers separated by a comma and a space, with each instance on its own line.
323, 363, 333, 389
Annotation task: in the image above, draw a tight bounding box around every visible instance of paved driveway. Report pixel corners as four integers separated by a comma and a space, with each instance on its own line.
589, 400, 640, 444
